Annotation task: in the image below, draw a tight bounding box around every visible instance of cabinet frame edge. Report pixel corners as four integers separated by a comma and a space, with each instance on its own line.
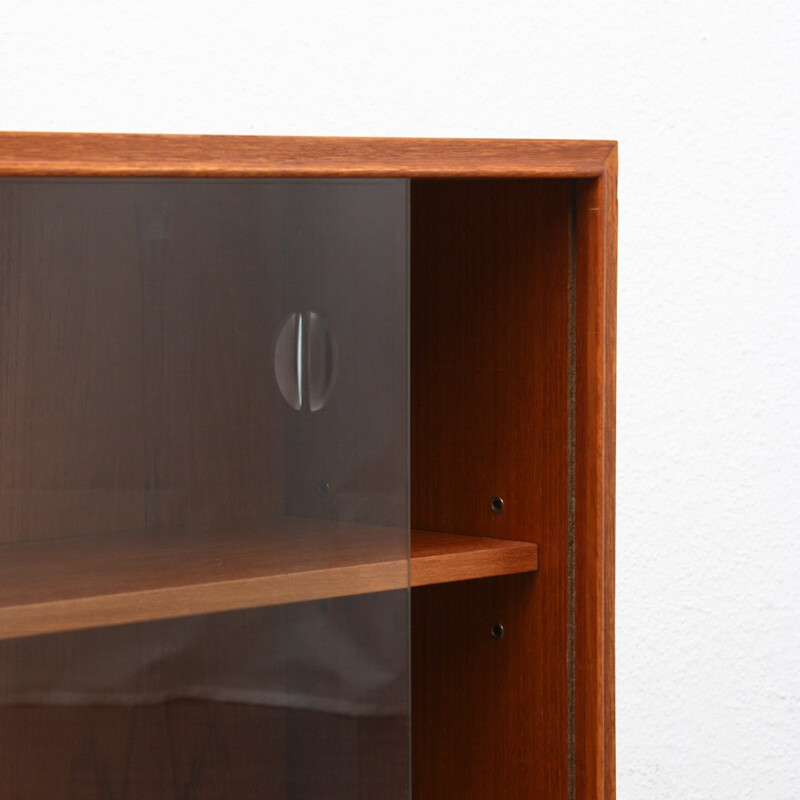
575, 146, 617, 800
0, 132, 615, 179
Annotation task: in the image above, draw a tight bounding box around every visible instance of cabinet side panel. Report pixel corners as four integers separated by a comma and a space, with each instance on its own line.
575, 164, 617, 800
411, 179, 571, 798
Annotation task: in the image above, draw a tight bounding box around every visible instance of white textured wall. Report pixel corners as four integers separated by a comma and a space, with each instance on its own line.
3, 1, 800, 796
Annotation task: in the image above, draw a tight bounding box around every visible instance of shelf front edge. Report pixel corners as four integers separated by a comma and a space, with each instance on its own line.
0, 529, 538, 641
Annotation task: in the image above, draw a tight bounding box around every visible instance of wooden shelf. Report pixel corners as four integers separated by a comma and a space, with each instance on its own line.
0, 521, 537, 641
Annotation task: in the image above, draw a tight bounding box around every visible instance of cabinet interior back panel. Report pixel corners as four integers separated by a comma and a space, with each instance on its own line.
0, 179, 283, 544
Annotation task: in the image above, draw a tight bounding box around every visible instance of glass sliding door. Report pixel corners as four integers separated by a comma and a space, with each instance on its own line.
0, 178, 409, 799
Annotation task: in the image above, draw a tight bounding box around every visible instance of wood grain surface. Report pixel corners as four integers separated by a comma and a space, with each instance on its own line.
0, 179, 282, 544
0, 523, 536, 640
411, 529, 538, 586
285, 710, 408, 800
0, 702, 408, 800
0, 132, 615, 178
411, 179, 571, 798
0, 701, 288, 800
575, 148, 617, 800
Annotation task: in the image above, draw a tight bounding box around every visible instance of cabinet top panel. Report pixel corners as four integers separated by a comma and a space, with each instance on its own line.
0, 132, 616, 178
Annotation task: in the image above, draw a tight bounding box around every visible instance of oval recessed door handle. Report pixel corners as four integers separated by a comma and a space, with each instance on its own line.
274, 311, 303, 410
307, 311, 338, 411
274, 311, 337, 412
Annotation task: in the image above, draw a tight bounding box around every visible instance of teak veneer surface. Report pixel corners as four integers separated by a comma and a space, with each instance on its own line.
0, 701, 289, 800
0, 179, 284, 545
0, 132, 615, 178
0, 524, 538, 640
411, 179, 571, 799
575, 160, 618, 800
0, 702, 408, 800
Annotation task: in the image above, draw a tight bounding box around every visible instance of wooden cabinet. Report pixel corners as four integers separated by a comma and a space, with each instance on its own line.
0, 133, 616, 799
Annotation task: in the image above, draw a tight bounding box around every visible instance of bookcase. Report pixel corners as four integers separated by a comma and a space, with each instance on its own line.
0, 133, 616, 799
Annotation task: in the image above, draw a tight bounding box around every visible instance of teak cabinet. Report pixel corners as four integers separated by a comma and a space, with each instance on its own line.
0, 133, 617, 800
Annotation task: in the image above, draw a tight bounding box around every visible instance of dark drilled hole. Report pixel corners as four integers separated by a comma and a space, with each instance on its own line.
490, 622, 505, 640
